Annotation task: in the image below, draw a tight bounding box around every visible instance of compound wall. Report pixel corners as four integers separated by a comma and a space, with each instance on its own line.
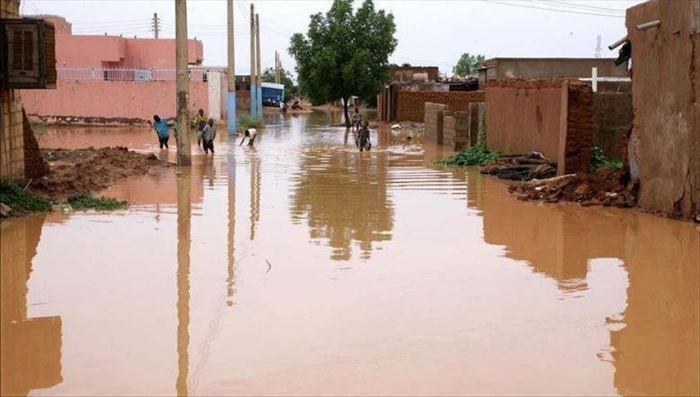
486, 79, 593, 174
396, 91, 485, 122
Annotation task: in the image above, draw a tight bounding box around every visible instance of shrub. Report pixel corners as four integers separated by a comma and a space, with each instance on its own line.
437, 145, 498, 167
0, 180, 52, 213
590, 146, 624, 172
67, 192, 128, 211
237, 114, 264, 131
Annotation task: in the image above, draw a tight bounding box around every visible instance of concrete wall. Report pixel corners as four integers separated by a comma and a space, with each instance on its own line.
21, 80, 209, 123
486, 79, 594, 174
208, 72, 222, 121
626, 0, 699, 220
1, 0, 25, 182
396, 91, 485, 122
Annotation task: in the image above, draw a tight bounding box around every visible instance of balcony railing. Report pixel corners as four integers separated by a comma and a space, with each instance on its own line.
56, 67, 225, 82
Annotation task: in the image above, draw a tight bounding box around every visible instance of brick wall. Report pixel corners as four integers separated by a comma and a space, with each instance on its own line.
593, 91, 632, 160
396, 91, 485, 122
562, 83, 593, 174
1, 0, 25, 182
22, 109, 49, 179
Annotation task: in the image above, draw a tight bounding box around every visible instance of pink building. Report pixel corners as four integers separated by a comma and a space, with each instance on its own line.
45, 15, 203, 68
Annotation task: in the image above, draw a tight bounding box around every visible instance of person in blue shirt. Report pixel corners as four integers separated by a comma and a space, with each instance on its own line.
153, 115, 170, 149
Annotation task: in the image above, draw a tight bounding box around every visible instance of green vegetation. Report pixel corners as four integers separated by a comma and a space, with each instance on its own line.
453, 53, 486, 77
0, 180, 52, 213
289, 0, 397, 125
590, 146, 624, 172
67, 192, 128, 211
237, 114, 264, 131
262, 67, 297, 102
438, 145, 498, 166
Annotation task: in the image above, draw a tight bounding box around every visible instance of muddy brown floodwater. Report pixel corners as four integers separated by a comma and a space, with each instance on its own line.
1, 112, 698, 396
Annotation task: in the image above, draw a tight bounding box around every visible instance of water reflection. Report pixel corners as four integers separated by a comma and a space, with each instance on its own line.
176, 169, 192, 396
290, 148, 393, 261
227, 147, 237, 307
0, 215, 63, 396
470, 170, 700, 396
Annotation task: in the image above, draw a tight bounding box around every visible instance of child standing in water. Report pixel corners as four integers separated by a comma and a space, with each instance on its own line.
201, 118, 216, 154
358, 121, 371, 152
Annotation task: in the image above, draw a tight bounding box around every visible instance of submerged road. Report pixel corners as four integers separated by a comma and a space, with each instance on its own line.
1, 112, 698, 396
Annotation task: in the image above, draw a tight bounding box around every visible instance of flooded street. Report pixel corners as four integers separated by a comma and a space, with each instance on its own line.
2, 112, 698, 396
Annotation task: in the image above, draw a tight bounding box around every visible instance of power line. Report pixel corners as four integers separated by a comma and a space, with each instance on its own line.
481, 0, 625, 18
537, 0, 626, 13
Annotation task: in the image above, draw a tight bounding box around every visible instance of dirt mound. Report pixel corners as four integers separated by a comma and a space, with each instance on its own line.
31, 147, 170, 198
508, 168, 638, 207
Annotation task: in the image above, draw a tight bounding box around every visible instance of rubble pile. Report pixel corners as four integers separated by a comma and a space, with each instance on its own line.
480, 152, 557, 181
508, 168, 638, 207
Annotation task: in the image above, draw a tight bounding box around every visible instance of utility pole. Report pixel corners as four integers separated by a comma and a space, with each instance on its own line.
250, 4, 257, 118
227, 0, 236, 134
175, 0, 191, 166
275, 51, 280, 84
153, 13, 160, 39
255, 13, 262, 117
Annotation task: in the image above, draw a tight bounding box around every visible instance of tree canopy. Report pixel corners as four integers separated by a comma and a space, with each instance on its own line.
453, 53, 486, 77
289, 0, 397, 124
261, 67, 296, 102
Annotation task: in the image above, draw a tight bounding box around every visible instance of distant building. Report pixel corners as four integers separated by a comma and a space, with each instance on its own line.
478, 57, 628, 88
39, 15, 203, 68
388, 66, 440, 83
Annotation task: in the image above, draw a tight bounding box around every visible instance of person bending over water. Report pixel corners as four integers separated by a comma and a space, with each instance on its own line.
240, 128, 258, 147
153, 115, 170, 149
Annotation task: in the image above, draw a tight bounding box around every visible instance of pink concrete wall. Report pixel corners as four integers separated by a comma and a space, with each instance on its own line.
124, 39, 203, 68
22, 80, 208, 122
56, 35, 126, 66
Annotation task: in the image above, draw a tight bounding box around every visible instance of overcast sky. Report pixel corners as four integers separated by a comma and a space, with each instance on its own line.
26, 0, 644, 76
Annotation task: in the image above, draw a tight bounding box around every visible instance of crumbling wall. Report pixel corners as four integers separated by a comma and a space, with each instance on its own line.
627, 0, 700, 220
593, 91, 633, 159
563, 83, 594, 174
424, 103, 447, 145
486, 79, 594, 175
1, 0, 25, 182
22, 109, 49, 180
443, 111, 456, 149
396, 91, 484, 122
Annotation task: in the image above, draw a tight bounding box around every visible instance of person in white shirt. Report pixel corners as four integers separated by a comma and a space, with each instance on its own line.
240, 128, 258, 146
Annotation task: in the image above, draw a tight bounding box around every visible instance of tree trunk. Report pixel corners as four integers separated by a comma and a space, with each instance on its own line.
343, 98, 351, 128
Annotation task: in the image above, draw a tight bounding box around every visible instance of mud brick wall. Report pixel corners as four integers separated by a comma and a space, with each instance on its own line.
626, 0, 699, 220
593, 91, 632, 160
396, 91, 485, 122
486, 79, 594, 175
562, 83, 594, 174
424, 103, 447, 145
468, 103, 486, 148
22, 109, 49, 179
443, 111, 456, 149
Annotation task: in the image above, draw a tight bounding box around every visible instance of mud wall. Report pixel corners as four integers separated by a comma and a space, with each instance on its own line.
626, 0, 700, 220
424, 103, 447, 145
396, 91, 485, 122
21, 80, 209, 124
593, 91, 632, 159
486, 79, 594, 174
22, 109, 49, 180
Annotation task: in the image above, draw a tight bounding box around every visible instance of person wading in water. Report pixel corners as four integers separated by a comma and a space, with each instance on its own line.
358, 121, 371, 152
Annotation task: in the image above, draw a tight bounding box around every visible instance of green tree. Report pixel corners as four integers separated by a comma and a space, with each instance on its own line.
453, 53, 486, 77
262, 67, 296, 102
289, 0, 397, 126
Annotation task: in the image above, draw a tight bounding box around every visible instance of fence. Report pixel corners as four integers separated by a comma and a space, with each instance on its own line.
56, 67, 224, 82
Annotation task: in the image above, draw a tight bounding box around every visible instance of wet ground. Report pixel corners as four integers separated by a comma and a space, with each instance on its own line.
2, 112, 699, 396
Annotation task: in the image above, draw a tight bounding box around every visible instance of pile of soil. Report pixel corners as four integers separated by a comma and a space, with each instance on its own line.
480, 152, 557, 181
30, 147, 171, 198
508, 168, 638, 208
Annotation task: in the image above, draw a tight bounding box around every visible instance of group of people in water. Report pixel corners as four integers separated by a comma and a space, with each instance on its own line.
152, 107, 371, 154
151, 109, 257, 154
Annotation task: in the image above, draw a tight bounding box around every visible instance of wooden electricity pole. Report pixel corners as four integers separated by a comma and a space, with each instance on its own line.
250, 4, 256, 117
255, 13, 262, 117
175, 0, 191, 166
227, 0, 236, 133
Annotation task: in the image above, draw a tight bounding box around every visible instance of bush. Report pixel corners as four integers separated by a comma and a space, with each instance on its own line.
590, 146, 624, 172
437, 145, 499, 167
67, 192, 128, 211
0, 180, 52, 213
237, 114, 264, 131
